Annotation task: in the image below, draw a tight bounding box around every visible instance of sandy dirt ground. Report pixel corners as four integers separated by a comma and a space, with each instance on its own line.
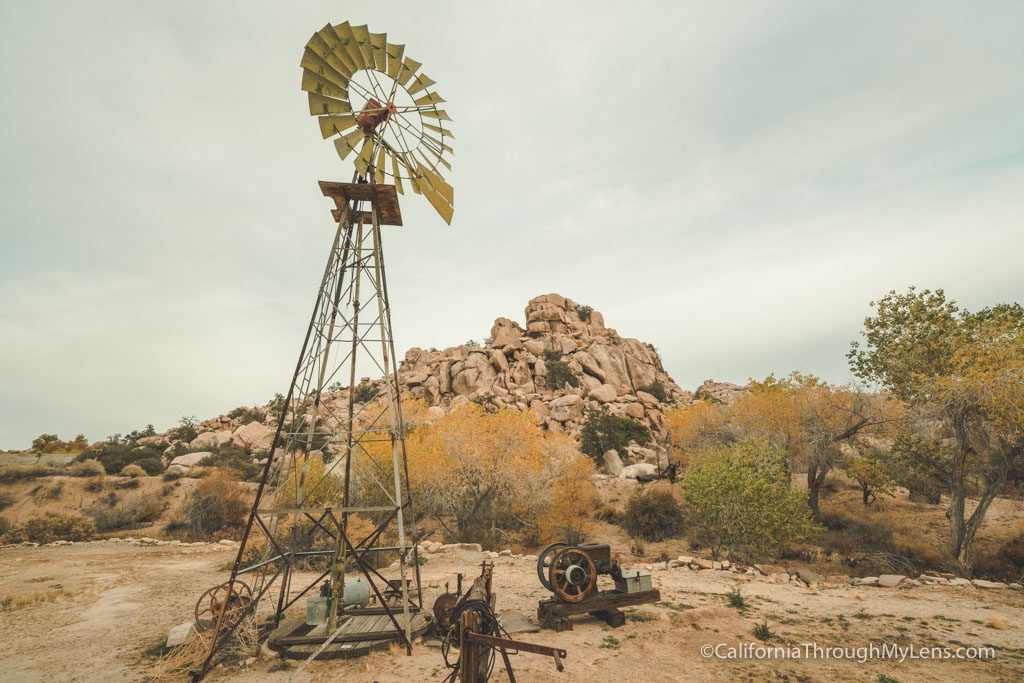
2, 543, 1023, 683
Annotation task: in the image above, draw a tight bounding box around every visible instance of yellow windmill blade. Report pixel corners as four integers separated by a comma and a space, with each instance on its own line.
390, 152, 404, 195
301, 69, 348, 99
423, 121, 455, 140
423, 132, 454, 155
421, 184, 454, 225
331, 22, 368, 70
407, 73, 436, 96
308, 93, 352, 116
349, 25, 376, 66
333, 128, 365, 160
309, 29, 355, 76
369, 33, 387, 71
317, 114, 357, 139
414, 92, 446, 106
396, 57, 421, 86
300, 48, 349, 89
415, 153, 454, 205
375, 146, 388, 184
385, 43, 405, 80
354, 137, 375, 176
422, 108, 452, 121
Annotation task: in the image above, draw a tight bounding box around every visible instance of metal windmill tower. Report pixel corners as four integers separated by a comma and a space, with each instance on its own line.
195, 20, 454, 677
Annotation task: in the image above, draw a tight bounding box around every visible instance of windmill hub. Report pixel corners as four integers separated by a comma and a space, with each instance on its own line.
356, 98, 394, 137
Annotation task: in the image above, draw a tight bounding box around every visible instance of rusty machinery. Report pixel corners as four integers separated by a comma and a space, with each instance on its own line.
437, 562, 567, 682
537, 542, 622, 603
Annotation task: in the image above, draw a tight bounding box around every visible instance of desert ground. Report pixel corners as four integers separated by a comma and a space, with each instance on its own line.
2, 540, 1023, 683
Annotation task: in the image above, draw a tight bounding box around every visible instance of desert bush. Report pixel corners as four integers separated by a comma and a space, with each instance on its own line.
684, 439, 822, 559
32, 481, 65, 501
595, 504, 624, 525
579, 407, 651, 461
0, 516, 10, 536
227, 406, 264, 423
0, 513, 95, 543
168, 416, 199, 444
544, 360, 581, 389
85, 495, 164, 532
115, 478, 141, 489
622, 488, 686, 542
181, 470, 250, 538
198, 447, 261, 482
575, 304, 593, 321
636, 381, 670, 403
120, 464, 147, 478
974, 531, 1024, 582
163, 469, 185, 481
74, 442, 163, 476
0, 464, 56, 482
0, 491, 16, 510
352, 384, 379, 403
68, 459, 106, 477
821, 508, 945, 573
84, 477, 106, 492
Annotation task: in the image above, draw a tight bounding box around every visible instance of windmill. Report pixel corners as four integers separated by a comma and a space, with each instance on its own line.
194, 21, 453, 678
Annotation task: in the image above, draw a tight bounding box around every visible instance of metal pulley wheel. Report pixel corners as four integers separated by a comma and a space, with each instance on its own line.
194, 580, 252, 631
536, 542, 567, 591
548, 547, 597, 603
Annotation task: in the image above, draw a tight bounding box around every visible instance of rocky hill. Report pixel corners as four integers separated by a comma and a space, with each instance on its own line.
141, 294, 749, 462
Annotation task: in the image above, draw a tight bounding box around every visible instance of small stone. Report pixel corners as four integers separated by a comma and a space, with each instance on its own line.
167, 621, 195, 647
948, 577, 973, 587
498, 549, 512, 557
854, 576, 879, 587
877, 574, 906, 588
972, 579, 1004, 589
692, 558, 714, 570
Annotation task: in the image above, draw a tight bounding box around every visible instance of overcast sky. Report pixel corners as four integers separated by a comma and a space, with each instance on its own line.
2, 1, 1022, 449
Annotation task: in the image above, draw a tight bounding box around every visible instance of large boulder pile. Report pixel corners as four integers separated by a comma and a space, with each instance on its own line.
397, 294, 695, 439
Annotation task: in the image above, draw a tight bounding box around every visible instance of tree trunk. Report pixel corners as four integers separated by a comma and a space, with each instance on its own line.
806, 464, 828, 520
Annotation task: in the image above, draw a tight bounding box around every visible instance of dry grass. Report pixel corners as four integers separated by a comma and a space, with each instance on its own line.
0, 588, 72, 610
148, 615, 258, 680
989, 614, 1021, 630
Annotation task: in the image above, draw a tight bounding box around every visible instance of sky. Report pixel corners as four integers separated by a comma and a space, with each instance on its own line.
1, 1, 1023, 449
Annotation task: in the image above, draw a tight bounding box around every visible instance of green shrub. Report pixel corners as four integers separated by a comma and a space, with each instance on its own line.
68, 459, 106, 477
636, 381, 669, 403
0, 516, 10, 536
227, 406, 265, 423
352, 384, 379, 403
579, 407, 652, 461
576, 304, 593, 321
0, 464, 56, 483
181, 470, 249, 538
120, 464, 147, 478
162, 470, 185, 482
0, 491, 15, 510
115, 478, 141, 489
74, 442, 164, 476
0, 513, 95, 543
84, 477, 106, 492
622, 488, 686, 541
684, 439, 823, 559
544, 360, 580, 389
85, 496, 164, 532
200, 447, 262, 482
753, 621, 775, 641
168, 416, 199, 444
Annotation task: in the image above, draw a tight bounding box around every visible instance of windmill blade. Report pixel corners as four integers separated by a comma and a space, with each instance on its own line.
385, 43, 405, 80
309, 29, 355, 76
300, 48, 350, 89
390, 152, 405, 195
415, 154, 454, 205
331, 22, 368, 70
318, 114, 357, 139
354, 137, 375, 176
423, 132, 454, 155
375, 146, 387, 184
399, 153, 423, 195
301, 69, 348, 99
333, 128, 365, 160
422, 108, 452, 121
421, 184, 454, 225
308, 93, 352, 116
349, 25, 376, 67
369, 33, 387, 71
413, 92, 446, 106
423, 121, 455, 140
396, 57, 421, 86
407, 73, 436, 96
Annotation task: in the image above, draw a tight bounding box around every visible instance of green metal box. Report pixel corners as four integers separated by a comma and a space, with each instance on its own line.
614, 570, 652, 593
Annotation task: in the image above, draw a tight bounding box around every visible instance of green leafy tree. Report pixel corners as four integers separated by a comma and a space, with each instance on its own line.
849, 288, 1024, 571
683, 439, 822, 559
544, 360, 581, 389
637, 381, 670, 403
844, 442, 897, 506
579, 407, 651, 461
31, 434, 61, 453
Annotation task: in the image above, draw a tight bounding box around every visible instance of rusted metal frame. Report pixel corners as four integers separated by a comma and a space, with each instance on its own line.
196, 204, 352, 680
464, 633, 567, 672
326, 507, 411, 605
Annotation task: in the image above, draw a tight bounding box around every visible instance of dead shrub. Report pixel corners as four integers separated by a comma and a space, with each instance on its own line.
0, 513, 95, 543
68, 459, 105, 477
85, 496, 165, 532
84, 477, 106, 493
595, 504, 624, 525
181, 469, 249, 539
120, 464, 147, 478
974, 530, 1024, 582
0, 464, 57, 482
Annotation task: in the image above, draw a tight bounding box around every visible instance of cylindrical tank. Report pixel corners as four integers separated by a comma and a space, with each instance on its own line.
305, 577, 371, 625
